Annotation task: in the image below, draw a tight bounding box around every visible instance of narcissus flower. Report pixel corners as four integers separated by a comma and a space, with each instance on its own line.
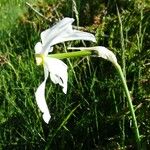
35, 17, 96, 123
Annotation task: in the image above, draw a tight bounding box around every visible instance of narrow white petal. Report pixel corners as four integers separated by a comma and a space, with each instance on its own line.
41, 17, 74, 45
41, 18, 74, 53
35, 67, 51, 123
68, 46, 117, 64
49, 29, 96, 46
34, 42, 43, 65
34, 42, 43, 54
40, 17, 96, 54
44, 57, 68, 94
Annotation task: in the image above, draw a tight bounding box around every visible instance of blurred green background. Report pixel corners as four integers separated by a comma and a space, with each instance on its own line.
0, 0, 150, 149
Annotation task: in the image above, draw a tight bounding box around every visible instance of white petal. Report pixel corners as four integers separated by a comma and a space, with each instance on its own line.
49, 29, 96, 46
40, 17, 96, 54
34, 42, 43, 65
68, 46, 117, 64
41, 17, 74, 45
35, 67, 51, 123
44, 57, 68, 94
34, 42, 43, 54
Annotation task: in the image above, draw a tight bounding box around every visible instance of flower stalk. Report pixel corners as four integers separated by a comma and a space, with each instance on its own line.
113, 63, 141, 149
35, 50, 94, 61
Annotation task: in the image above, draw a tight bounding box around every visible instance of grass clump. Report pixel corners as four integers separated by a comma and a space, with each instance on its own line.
0, 0, 150, 149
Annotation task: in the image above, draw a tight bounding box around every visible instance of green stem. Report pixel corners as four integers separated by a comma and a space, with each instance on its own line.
113, 63, 141, 149
48, 50, 93, 59
35, 50, 93, 60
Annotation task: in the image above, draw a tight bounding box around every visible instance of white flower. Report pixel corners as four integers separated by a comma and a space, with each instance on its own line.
68, 46, 118, 65
35, 17, 96, 123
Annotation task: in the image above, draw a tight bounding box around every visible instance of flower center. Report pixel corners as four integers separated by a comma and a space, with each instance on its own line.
35, 54, 45, 66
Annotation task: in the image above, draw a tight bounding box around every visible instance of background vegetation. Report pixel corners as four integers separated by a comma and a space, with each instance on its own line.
0, 0, 150, 149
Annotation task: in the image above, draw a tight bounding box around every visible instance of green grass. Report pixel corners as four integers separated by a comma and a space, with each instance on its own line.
0, 0, 150, 149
